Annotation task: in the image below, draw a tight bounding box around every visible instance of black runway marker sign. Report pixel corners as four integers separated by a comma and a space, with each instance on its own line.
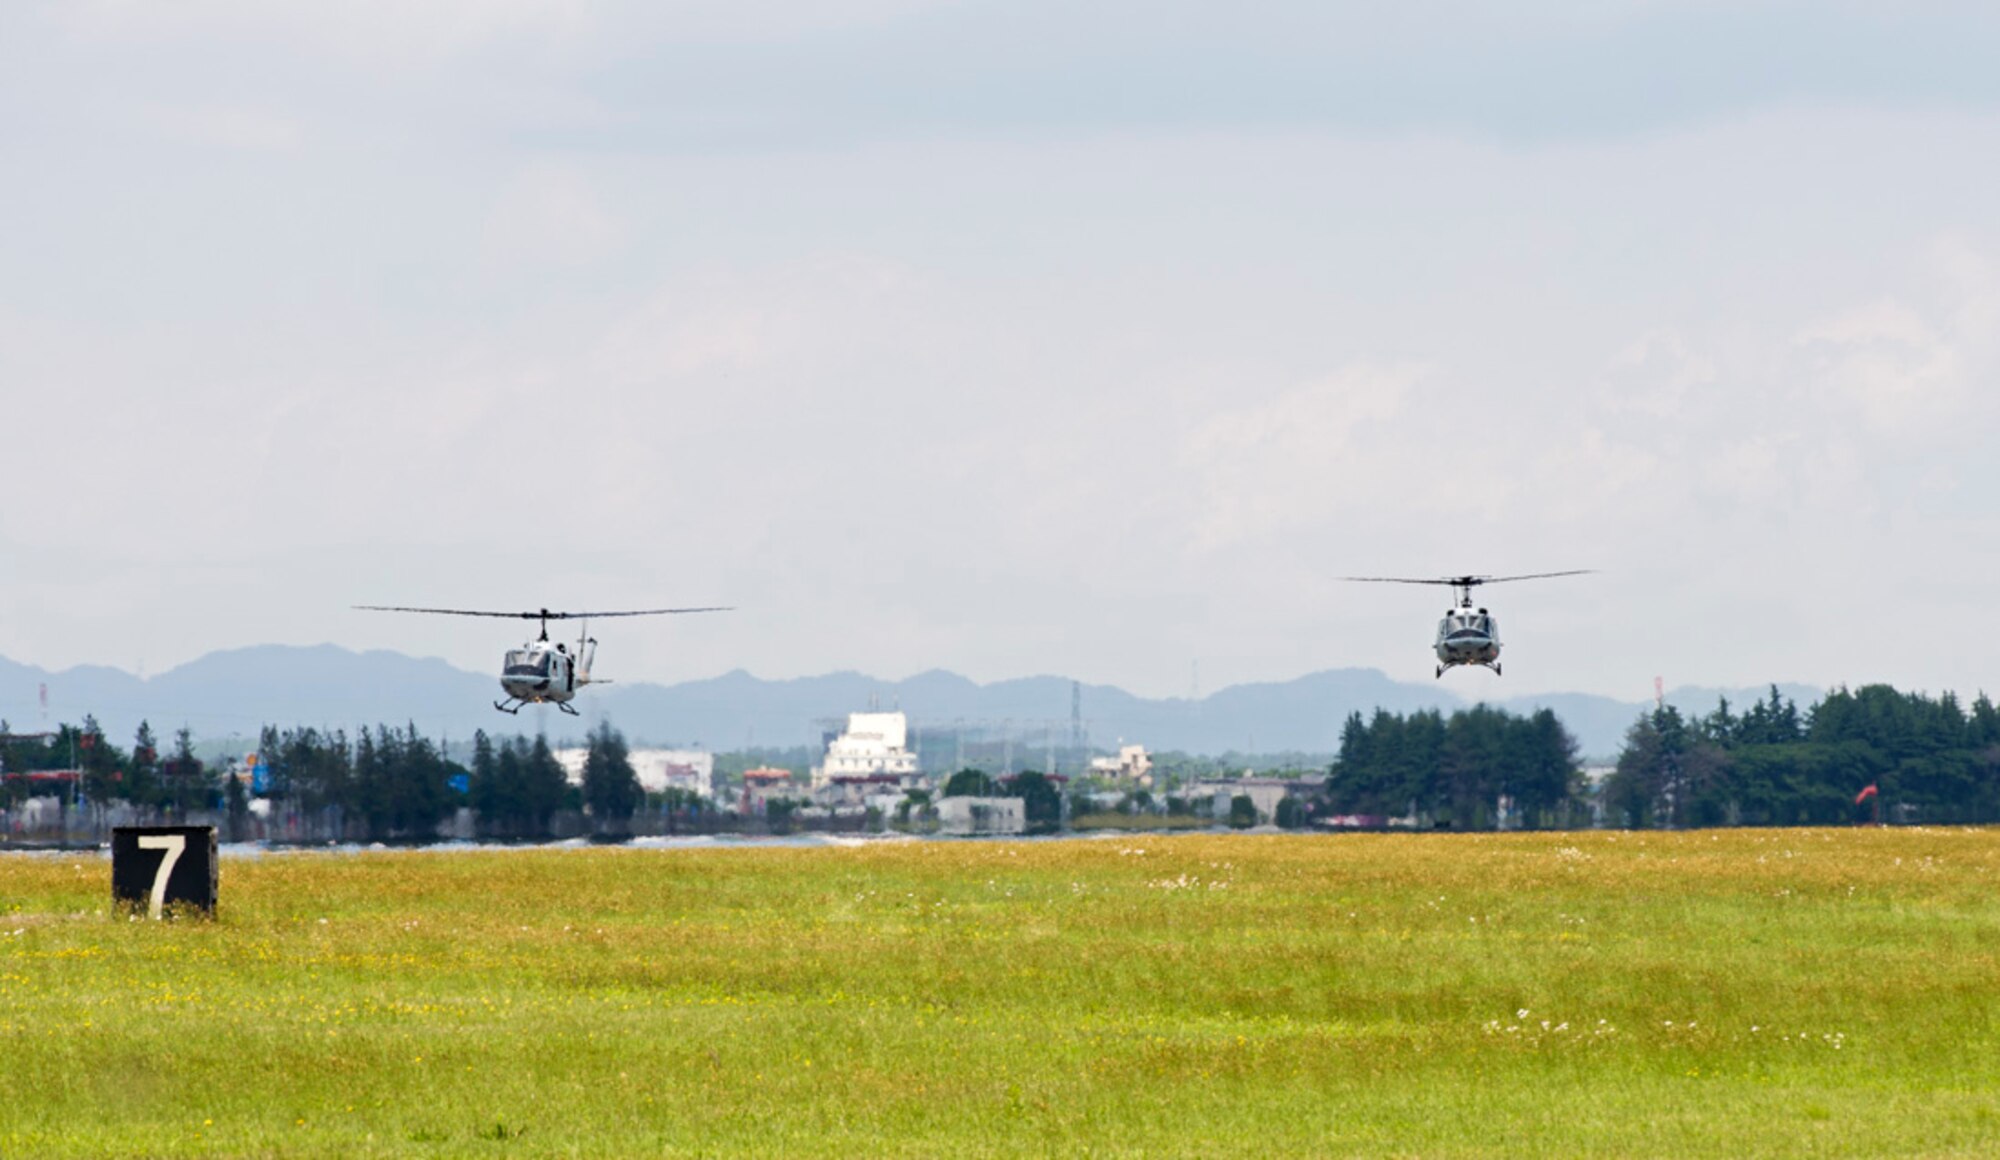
112, 826, 217, 919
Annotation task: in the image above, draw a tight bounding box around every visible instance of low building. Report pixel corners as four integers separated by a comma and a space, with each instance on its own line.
554, 748, 715, 799
936, 795, 1025, 836
820, 773, 913, 813
1190, 777, 1293, 825
642, 750, 715, 799
740, 767, 798, 814
1088, 744, 1153, 785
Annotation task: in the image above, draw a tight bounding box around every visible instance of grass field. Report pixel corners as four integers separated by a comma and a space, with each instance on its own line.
4, 829, 2000, 1157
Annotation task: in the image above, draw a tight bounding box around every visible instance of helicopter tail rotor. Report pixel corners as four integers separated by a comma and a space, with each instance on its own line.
578, 620, 599, 685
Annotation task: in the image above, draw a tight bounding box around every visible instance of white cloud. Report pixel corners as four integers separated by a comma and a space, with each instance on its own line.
1601, 330, 1714, 419
52, 0, 595, 65
136, 102, 301, 151
1792, 299, 1961, 431
1181, 366, 1418, 551
47, 0, 964, 66
482, 166, 623, 268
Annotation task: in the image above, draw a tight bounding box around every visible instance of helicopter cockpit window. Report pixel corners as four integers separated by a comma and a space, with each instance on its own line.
504, 650, 551, 677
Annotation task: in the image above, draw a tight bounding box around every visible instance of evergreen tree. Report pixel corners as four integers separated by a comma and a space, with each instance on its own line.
1971, 695, 2000, 749
469, 731, 503, 831
224, 768, 249, 841
129, 721, 161, 808
352, 728, 384, 834
76, 716, 122, 804
488, 740, 528, 836
160, 727, 212, 819
942, 768, 997, 797
1512, 709, 1581, 828
582, 721, 642, 833
1001, 771, 1062, 833
525, 735, 569, 837
257, 725, 284, 798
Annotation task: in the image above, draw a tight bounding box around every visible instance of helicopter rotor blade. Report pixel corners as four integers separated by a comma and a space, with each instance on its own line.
545, 608, 733, 619
1473, 570, 1595, 585
1340, 571, 1593, 588
353, 605, 733, 619
353, 606, 545, 618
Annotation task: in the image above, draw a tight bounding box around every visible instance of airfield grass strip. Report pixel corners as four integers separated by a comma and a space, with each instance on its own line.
3, 829, 1999, 1156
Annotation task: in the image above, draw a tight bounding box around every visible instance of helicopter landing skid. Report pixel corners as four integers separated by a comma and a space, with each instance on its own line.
554, 700, 580, 716
1437, 661, 1503, 678
493, 698, 523, 714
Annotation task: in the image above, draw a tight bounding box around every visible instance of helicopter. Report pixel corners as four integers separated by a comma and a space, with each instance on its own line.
354, 604, 730, 714
1342, 572, 1592, 677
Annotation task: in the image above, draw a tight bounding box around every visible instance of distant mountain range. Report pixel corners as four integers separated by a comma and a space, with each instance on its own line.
0, 645, 1819, 761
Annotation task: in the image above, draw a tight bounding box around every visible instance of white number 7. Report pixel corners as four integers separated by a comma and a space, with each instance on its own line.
136, 834, 186, 920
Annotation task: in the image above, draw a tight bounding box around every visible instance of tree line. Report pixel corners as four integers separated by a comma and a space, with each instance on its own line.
1, 718, 226, 818
1324, 684, 2000, 830
1326, 705, 1583, 828
1605, 685, 2000, 827
9, 681, 1998, 838
270, 720, 663, 839
1, 717, 654, 842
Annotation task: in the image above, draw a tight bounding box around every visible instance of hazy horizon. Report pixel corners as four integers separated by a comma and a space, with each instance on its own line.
0, 639, 1834, 761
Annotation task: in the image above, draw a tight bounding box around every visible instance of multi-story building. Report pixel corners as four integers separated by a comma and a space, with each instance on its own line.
811, 712, 922, 791
1088, 744, 1153, 786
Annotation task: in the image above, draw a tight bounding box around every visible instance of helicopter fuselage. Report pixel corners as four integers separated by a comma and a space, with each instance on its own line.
1434, 608, 1501, 673
499, 641, 585, 712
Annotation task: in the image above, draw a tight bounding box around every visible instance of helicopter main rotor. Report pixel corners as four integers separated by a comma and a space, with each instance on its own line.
354, 604, 732, 640
1341, 571, 1593, 607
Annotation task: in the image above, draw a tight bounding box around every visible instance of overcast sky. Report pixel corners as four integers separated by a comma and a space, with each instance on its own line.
2, 1, 1997, 704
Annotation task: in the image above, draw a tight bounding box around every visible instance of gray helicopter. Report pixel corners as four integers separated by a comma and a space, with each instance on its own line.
354, 604, 730, 714
1343, 572, 1592, 677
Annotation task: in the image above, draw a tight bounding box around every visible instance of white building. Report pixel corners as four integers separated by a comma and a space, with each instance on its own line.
811, 711, 921, 791
1190, 777, 1292, 825
1089, 744, 1153, 785
936, 795, 1025, 836
555, 748, 715, 799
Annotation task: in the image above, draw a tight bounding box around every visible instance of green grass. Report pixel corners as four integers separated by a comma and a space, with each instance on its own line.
4, 829, 2000, 1156
1070, 812, 1212, 831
